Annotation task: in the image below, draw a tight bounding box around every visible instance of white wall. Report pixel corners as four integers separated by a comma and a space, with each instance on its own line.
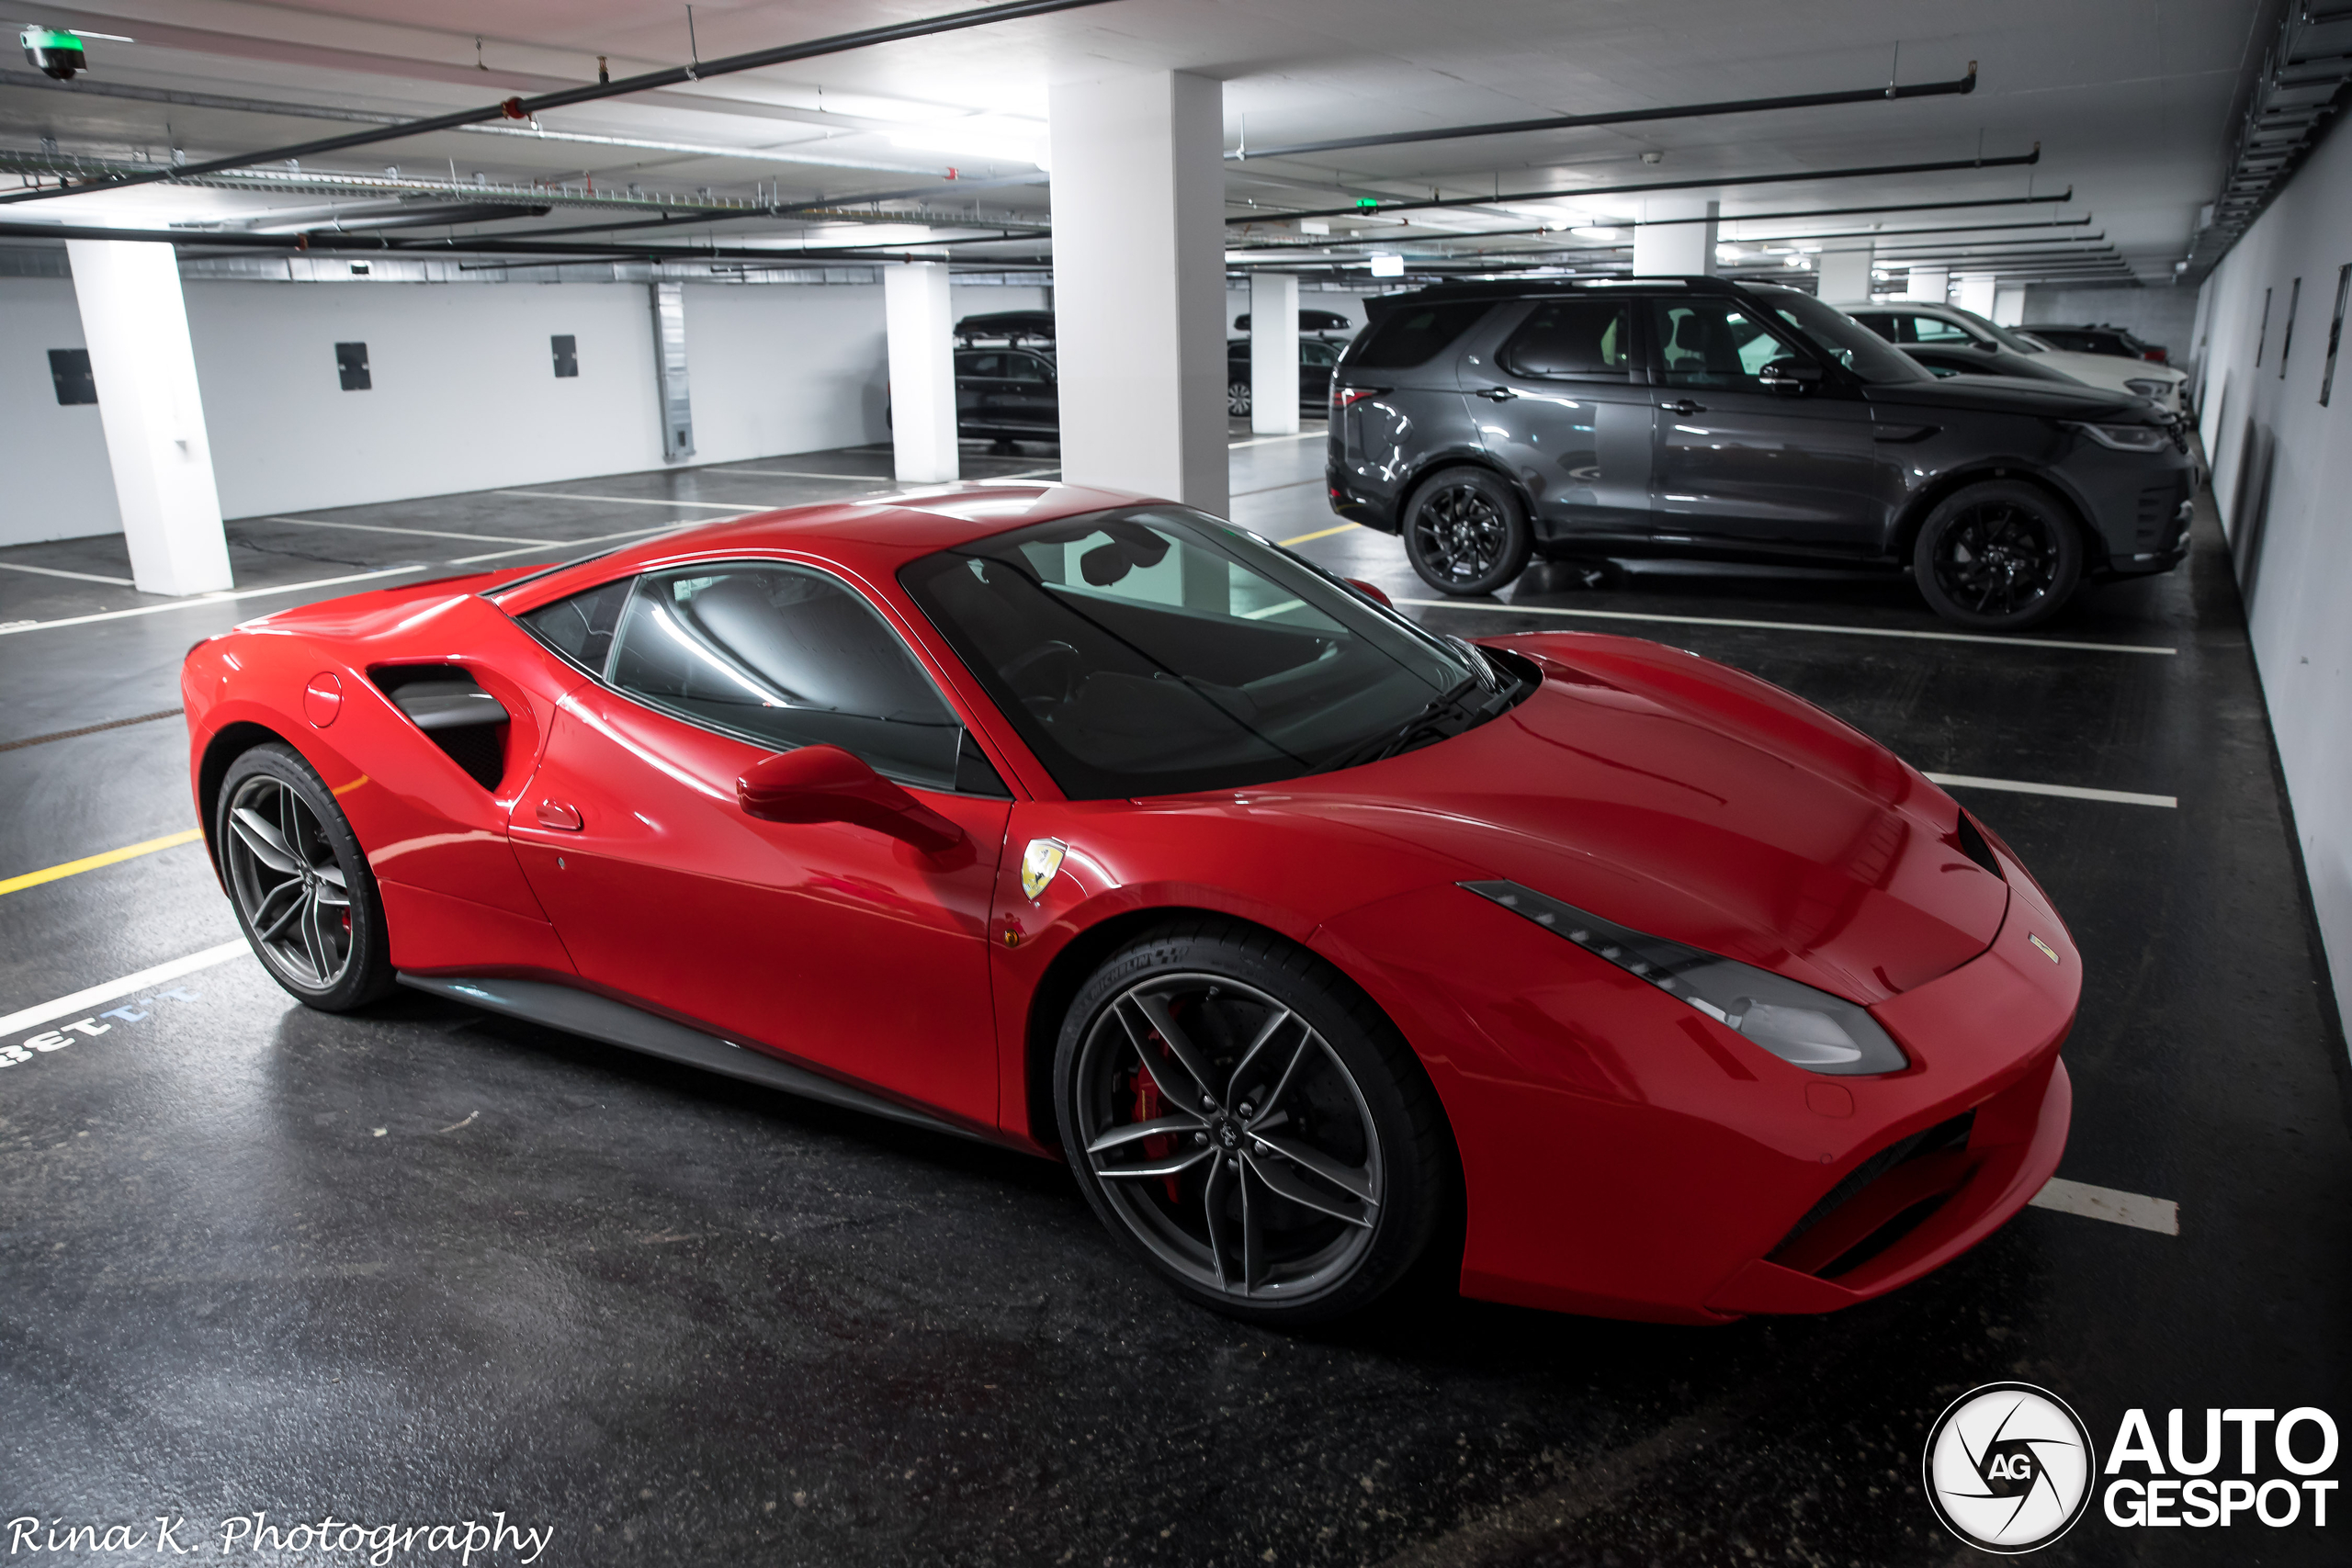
0, 276, 121, 546
683, 282, 888, 464
2195, 120, 2352, 1042
950, 283, 1048, 324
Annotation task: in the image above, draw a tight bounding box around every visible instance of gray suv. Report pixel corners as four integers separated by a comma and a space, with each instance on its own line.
1323, 277, 2196, 631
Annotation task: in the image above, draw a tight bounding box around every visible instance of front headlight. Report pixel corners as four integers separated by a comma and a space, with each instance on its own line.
2066, 420, 2173, 452
2123, 378, 2173, 399
1463, 880, 1910, 1076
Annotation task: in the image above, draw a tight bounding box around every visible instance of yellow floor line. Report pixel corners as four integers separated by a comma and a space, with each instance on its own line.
1278, 523, 1360, 547
0, 828, 206, 897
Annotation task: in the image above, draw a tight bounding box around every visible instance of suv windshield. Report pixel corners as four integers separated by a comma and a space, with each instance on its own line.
1750, 288, 1931, 383
900, 507, 1519, 798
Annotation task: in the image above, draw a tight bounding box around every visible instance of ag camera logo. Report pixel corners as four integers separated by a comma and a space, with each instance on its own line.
1923, 1382, 2097, 1552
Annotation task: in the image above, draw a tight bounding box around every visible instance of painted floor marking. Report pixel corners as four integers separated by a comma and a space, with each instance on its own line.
0, 565, 427, 637
252, 514, 557, 546
1926, 773, 2177, 808
1227, 431, 1327, 448
0, 828, 207, 899
707, 468, 903, 481
1280, 523, 1361, 547
2030, 1177, 2180, 1235
490, 489, 769, 511
1237, 479, 1329, 499
0, 940, 251, 1042
0, 560, 136, 586
1393, 597, 2178, 656
445, 522, 705, 566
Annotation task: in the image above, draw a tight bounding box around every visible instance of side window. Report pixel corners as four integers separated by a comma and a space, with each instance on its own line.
1850, 313, 1901, 344
519, 577, 633, 673
1499, 299, 1631, 378
605, 563, 976, 794
1003, 354, 1049, 384
958, 352, 1004, 378
1908, 315, 1975, 344
1300, 338, 1343, 367
1645, 299, 1804, 389
1350, 302, 1493, 369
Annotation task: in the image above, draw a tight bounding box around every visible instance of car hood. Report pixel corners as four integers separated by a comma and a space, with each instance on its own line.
1261, 632, 2008, 1005
2023, 347, 2181, 387
1863, 372, 2143, 421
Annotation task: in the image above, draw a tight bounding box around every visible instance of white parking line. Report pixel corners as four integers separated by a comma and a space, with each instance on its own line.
707, 468, 901, 481
253, 515, 556, 546
1235, 478, 1328, 498
1396, 597, 2178, 656
446, 522, 706, 566
1926, 773, 2177, 808
2030, 1177, 2180, 1235
0, 566, 428, 637
0, 560, 136, 586
490, 490, 767, 511
0, 940, 251, 1038
1227, 431, 1327, 449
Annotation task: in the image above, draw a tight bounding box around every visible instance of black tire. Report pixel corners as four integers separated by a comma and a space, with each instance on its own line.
1911, 479, 2085, 632
1403, 467, 1532, 596
216, 742, 396, 1011
1054, 919, 1452, 1325
1227, 378, 1252, 418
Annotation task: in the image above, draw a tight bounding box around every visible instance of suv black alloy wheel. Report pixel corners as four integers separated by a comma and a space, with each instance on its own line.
1403, 468, 1532, 597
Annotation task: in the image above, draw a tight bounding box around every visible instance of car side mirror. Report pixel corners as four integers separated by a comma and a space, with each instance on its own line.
736, 745, 964, 853
1344, 577, 1394, 609
1758, 361, 1822, 395
1973, 338, 2001, 353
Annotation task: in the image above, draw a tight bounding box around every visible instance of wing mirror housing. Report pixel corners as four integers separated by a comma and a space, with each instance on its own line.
1758, 360, 1824, 395
1344, 577, 1395, 609
736, 745, 964, 852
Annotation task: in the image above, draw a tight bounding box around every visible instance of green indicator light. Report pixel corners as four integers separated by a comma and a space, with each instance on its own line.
21, 26, 87, 81
1354, 197, 1381, 211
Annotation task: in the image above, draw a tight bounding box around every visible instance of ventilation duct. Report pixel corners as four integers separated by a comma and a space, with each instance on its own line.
2188, 4, 2352, 278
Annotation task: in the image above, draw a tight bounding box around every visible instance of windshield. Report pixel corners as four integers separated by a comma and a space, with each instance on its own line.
1936, 304, 2047, 355
1753, 288, 1931, 384
900, 507, 1509, 798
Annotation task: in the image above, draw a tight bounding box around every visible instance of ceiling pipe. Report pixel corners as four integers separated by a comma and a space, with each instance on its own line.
492, 172, 1049, 241
1234, 143, 2041, 225
1228, 62, 1977, 162
1629, 189, 2074, 226
0, 0, 1121, 206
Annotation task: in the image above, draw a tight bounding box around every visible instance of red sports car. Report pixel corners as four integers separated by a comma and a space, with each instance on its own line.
183, 483, 2075, 1325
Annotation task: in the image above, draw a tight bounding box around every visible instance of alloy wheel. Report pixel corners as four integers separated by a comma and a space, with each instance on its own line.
1931, 502, 2062, 619
223, 773, 356, 990
1412, 483, 1510, 585
1227, 379, 1251, 417
1074, 973, 1383, 1302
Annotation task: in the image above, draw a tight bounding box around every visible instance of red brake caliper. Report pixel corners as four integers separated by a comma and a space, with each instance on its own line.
1132, 1058, 1183, 1205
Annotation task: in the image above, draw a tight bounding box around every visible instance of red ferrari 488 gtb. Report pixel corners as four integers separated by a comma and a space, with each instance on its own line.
185, 484, 2075, 1325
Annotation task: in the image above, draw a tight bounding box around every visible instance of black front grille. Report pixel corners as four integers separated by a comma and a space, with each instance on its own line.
1771, 1111, 1975, 1264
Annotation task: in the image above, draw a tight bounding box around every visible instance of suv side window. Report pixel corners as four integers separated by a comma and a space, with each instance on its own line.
1498, 299, 1631, 379
1003, 353, 1051, 383
1645, 298, 1806, 389
604, 563, 995, 795
1906, 315, 1977, 344
956, 352, 1004, 378
1351, 302, 1493, 369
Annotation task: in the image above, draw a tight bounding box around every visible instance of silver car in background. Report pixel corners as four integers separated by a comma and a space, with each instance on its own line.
1833, 299, 2189, 415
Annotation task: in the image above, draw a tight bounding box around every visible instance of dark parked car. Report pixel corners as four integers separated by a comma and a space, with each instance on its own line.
1227, 336, 1342, 417
2026, 323, 2169, 363
1234, 307, 1355, 335
1323, 277, 2196, 631
954, 344, 1058, 443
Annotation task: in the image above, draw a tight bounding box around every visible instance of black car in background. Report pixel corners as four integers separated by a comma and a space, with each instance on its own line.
953, 344, 1058, 443
2027, 322, 2170, 363
1227, 336, 1342, 416
1233, 307, 1355, 335
1323, 277, 2196, 631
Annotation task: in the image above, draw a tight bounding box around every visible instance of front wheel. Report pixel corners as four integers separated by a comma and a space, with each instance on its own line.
1055, 920, 1451, 1325
1403, 468, 1532, 596
1911, 480, 2084, 631
1227, 378, 1252, 417
217, 742, 396, 1011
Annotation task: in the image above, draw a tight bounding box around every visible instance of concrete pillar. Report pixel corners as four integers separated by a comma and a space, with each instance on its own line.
1815, 246, 1875, 303
1905, 267, 1951, 303
1046, 69, 1227, 514
64, 240, 231, 596
884, 261, 957, 483
1992, 284, 2029, 327
1953, 275, 1997, 319
1632, 198, 1718, 276
1250, 272, 1300, 435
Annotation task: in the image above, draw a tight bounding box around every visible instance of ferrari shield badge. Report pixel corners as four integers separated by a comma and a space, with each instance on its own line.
2029, 933, 2061, 964
1020, 838, 1068, 901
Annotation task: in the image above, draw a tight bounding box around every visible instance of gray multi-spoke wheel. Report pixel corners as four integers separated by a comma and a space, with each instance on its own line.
1912, 479, 2084, 632
1403, 467, 1532, 597
1228, 378, 1252, 417
1056, 921, 1451, 1324
216, 743, 394, 1010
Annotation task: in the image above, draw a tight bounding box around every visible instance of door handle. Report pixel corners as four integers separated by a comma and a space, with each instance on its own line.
1659, 398, 1704, 415
1479, 386, 1518, 400
535, 799, 582, 831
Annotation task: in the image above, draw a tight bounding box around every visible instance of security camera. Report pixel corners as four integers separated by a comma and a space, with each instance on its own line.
20, 26, 86, 80
1641, 151, 1665, 165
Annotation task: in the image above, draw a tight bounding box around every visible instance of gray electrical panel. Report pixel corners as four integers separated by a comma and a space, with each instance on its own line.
648, 282, 693, 460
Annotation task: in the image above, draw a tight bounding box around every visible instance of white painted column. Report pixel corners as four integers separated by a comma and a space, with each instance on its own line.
1632, 198, 1718, 276
1046, 69, 1227, 514
1815, 246, 1875, 303
1905, 266, 1951, 303
884, 261, 958, 484
1952, 275, 1997, 319
1250, 272, 1300, 435
1992, 284, 2029, 326
64, 240, 231, 595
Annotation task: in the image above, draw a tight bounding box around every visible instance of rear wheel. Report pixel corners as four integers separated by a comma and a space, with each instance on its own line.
217, 743, 395, 1011
1911, 480, 2084, 631
1227, 378, 1252, 417
1403, 468, 1532, 596
1055, 920, 1450, 1325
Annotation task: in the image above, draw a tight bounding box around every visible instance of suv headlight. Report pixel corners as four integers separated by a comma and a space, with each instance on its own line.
2064, 420, 2173, 452
1463, 880, 1910, 1076
2123, 378, 2173, 399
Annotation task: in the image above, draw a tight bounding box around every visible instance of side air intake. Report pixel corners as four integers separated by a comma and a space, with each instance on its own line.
372, 666, 509, 790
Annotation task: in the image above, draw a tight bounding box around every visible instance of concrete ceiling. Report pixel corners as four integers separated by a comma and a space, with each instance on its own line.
0, 0, 2281, 286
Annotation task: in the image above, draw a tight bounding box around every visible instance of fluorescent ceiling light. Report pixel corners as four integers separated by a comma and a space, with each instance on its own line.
1369, 253, 1405, 277
888, 115, 1049, 170
1570, 225, 1623, 241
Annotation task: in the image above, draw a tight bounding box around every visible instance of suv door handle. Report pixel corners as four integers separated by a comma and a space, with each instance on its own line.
1480, 386, 1518, 400
1659, 398, 1704, 415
